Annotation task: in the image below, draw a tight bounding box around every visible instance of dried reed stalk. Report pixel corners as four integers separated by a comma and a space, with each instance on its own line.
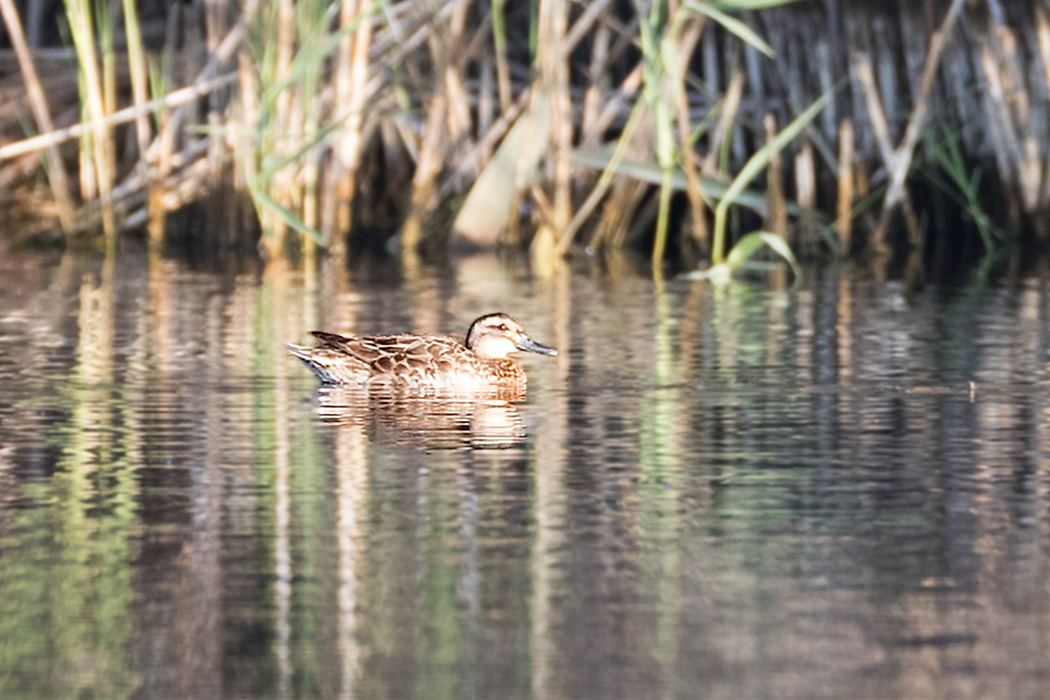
763, 113, 787, 238
863, 0, 964, 250
203, 0, 228, 177
236, 4, 260, 195
65, 0, 117, 236
1035, 4, 1050, 211
323, 0, 373, 243
836, 118, 854, 250
401, 92, 447, 255
0, 0, 76, 231
508, 91, 554, 246
444, 2, 472, 147
672, 16, 708, 248
581, 107, 654, 254
853, 54, 893, 168
794, 138, 816, 244
401, 35, 454, 254
557, 104, 637, 255
702, 69, 744, 174
437, 88, 530, 202
538, 0, 573, 240
0, 73, 239, 162
266, 0, 298, 251
120, 0, 151, 162
579, 19, 609, 151
478, 59, 495, 136
153, 6, 182, 195
979, 15, 1041, 216
472, 0, 616, 253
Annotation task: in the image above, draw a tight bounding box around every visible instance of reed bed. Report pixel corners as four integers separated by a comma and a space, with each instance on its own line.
1, 0, 1049, 274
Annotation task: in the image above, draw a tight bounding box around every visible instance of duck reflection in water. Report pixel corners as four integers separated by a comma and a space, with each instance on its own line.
288, 313, 558, 448
315, 387, 527, 449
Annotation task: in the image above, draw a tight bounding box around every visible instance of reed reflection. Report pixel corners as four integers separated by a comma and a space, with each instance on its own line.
2, 250, 1050, 698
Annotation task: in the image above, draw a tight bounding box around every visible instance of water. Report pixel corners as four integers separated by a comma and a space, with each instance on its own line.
1, 249, 1049, 698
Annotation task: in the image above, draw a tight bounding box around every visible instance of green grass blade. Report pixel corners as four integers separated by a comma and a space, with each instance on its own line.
255, 118, 345, 183
721, 92, 829, 207
684, 1, 774, 57
712, 91, 828, 262
685, 231, 801, 284
570, 149, 770, 214
713, 0, 806, 9
249, 183, 326, 245
725, 231, 801, 279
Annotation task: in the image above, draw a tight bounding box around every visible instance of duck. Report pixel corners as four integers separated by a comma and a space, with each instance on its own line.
287, 312, 558, 391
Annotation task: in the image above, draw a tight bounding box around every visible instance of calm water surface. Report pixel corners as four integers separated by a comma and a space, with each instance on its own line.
1, 250, 1050, 698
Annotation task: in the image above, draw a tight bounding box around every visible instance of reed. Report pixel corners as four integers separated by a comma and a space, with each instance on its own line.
0, 0, 1038, 275
64, 0, 117, 237
920, 127, 1006, 255
684, 92, 828, 284
250, 0, 336, 255
548, 0, 808, 271
835, 118, 854, 250
120, 0, 150, 162
0, 0, 77, 230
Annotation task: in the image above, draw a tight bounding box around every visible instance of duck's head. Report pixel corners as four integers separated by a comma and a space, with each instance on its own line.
465, 313, 559, 360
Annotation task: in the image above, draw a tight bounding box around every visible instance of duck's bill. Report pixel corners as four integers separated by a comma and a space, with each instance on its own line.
516, 335, 558, 356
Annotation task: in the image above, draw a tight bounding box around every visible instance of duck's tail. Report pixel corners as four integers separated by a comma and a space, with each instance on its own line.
287, 343, 369, 385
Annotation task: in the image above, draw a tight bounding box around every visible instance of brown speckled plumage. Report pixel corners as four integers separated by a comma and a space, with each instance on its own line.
287, 313, 557, 391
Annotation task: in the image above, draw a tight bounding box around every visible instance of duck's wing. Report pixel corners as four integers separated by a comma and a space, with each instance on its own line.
309, 332, 470, 379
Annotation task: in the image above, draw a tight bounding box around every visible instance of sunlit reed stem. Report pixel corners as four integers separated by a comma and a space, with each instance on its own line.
672, 16, 708, 249
65, 0, 117, 236
339, 0, 375, 238
323, 0, 370, 242
702, 69, 744, 175
204, 0, 229, 176
403, 3, 464, 259
121, 0, 151, 162
97, 2, 117, 130
445, 2, 472, 147
236, 0, 260, 194
635, 0, 676, 265
292, 0, 327, 238
652, 167, 672, 267
271, 0, 297, 248
537, 0, 572, 238
836, 118, 854, 250
153, 2, 179, 182
763, 113, 787, 238
579, 18, 608, 150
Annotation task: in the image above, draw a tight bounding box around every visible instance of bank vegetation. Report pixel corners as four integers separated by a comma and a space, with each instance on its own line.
0, 0, 1047, 276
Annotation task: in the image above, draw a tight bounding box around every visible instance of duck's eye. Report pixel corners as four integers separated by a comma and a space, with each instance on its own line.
497, 323, 509, 331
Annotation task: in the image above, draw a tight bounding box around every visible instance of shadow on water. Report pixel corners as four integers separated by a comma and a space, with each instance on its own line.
1, 247, 1050, 698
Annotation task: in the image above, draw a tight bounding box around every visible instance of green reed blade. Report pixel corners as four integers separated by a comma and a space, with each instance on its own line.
684, 1, 774, 57
712, 91, 829, 263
